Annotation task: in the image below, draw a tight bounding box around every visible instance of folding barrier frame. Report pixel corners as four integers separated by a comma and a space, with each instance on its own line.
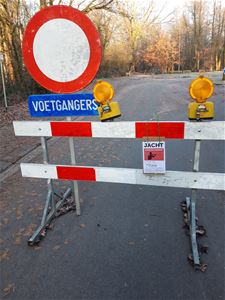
13, 121, 225, 268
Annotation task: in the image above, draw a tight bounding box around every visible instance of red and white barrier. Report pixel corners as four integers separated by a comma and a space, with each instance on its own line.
13, 121, 225, 140
20, 163, 225, 191
14, 121, 225, 191
14, 120, 225, 251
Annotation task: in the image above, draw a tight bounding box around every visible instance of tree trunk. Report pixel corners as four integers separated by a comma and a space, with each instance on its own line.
216, 54, 221, 71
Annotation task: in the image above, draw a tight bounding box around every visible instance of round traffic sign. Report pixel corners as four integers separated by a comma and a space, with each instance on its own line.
189, 76, 214, 103
22, 5, 102, 93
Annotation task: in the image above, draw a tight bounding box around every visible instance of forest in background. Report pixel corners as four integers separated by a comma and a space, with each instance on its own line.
0, 0, 225, 98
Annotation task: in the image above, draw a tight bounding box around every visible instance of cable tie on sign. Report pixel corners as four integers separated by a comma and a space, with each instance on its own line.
144, 113, 155, 141
145, 121, 150, 141
144, 114, 162, 142
157, 114, 161, 142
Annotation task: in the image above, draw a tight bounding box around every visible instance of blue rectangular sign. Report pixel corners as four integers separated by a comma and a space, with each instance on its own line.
28, 93, 98, 117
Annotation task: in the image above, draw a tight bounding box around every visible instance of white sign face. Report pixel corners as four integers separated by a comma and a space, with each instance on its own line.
33, 18, 90, 82
143, 141, 166, 174
22, 6, 101, 93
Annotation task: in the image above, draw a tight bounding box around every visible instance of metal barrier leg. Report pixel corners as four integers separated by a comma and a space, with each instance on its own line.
41, 137, 57, 215
186, 140, 201, 267
41, 188, 52, 226
67, 117, 81, 216
28, 137, 72, 245
188, 191, 200, 266
28, 187, 72, 245
185, 195, 200, 267
68, 137, 81, 216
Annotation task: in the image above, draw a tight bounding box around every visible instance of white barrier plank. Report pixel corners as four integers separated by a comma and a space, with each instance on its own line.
13, 121, 225, 140
92, 122, 135, 138
20, 163, 225, 191
97, 168, 225, 191
13, 121, 52, 136
21, 163, 57, 179
184, 121, 225, 140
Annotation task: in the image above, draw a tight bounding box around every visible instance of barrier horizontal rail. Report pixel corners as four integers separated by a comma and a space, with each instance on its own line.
13, 121, 225, 140
20, 163, 225, 191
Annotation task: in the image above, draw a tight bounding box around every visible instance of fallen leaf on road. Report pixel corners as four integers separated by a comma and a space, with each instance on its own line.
0, 249, 10, 262
196, 225, 207, 236
53, 245, 60, 251
16, 210, 23, 220
64, 239, 69, 245
40, 228, 47, 238
31, 192, 38, 196
128, 241, 135, 246
2, 283, 15, 297
187, 254, 193, 265
2, 218, 9, 225
34, 246, 41, 251
45, 223, 54, 230
199, 245, 208, 254
79, 223, 86, 229
23, 224, 37, 237
14, 237, 21, 245
199, 263, 207, 272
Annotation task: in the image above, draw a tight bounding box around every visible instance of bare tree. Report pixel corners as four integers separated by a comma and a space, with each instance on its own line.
178, 0, 225, 71
210, 0, 225, 70
89, 9, 115, 64
0, 0, 31, 94
1, 0, 224, 98
39, 0, 115, 12
116, 0, 162, 72
143, 32, 179, 73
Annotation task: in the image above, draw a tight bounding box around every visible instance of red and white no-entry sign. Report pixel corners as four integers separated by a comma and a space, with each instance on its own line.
22, 5, 102, 93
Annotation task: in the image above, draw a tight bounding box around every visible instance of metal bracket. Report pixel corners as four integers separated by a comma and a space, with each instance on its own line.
185, 196, 200, 267
28, 187, 72, 245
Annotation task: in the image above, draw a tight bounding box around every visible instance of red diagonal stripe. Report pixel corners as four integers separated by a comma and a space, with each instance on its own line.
135, 122, 185, 139
57, 166, 96, 181
50, 122, 92, 137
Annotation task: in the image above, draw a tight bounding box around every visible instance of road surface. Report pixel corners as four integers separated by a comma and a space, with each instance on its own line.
0, 75, 224, 300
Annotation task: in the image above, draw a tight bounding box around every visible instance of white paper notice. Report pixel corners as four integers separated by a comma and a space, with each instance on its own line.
143, 141, 166, 174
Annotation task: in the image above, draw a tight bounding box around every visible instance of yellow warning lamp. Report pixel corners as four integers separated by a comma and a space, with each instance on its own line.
188, 76, 214, 120
93, 80, 121, 122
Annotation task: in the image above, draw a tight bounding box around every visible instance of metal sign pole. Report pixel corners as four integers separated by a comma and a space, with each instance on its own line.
0, 55, 8, 109
67, 117, 81, 216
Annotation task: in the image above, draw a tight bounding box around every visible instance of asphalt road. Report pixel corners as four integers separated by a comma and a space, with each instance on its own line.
0, 76, 224, 300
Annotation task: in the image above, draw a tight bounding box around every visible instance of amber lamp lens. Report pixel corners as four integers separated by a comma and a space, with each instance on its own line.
93, 81, 114, 104
189, 77, 214, 103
